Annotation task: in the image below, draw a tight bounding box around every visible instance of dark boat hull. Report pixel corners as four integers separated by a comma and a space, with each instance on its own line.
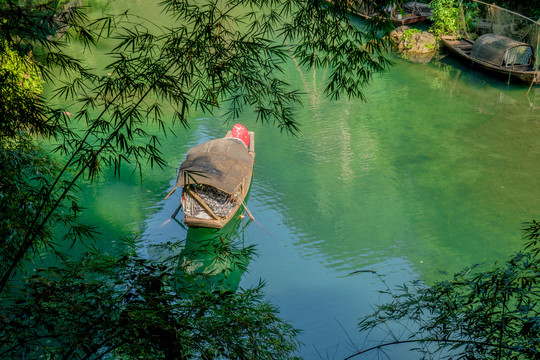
440, 36, 539, 85
182, 172, 253, 229
392, 14, 427, 26
352, 9, 426, 26
323, 0, 427, 26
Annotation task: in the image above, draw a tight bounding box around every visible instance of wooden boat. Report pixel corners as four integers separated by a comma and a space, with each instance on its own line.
440, 34, 540, 85
354, 9, 426, 26
335, 0, 428, 26
390, 12, 427, 26
403, 1, 432, 19
166, 124, 255, 229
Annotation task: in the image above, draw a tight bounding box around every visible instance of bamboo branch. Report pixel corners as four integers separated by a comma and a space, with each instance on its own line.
164, 185, 178, 200
0, 1, 244, 294
189, 191, 219, 220
344, 338, 517, 359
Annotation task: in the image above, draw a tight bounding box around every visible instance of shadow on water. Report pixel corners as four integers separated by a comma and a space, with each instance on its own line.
437, 50, 538, 92
170, 205, 254, 293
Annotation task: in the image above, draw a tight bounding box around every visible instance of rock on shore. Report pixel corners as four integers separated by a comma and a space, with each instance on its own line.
390, 26, 437, 63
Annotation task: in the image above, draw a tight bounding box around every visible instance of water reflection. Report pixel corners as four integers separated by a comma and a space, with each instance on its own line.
172, 210, 252, 292
65, 3, 540, 355
246, 55, 540, 285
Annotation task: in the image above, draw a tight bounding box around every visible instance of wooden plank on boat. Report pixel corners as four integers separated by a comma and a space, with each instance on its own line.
189, 190, 220, 220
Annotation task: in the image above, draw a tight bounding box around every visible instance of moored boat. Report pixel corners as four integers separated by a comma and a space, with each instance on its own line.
403, 1, 432, 19
353, 8, 426, 26
335, 0, 428, 26
440, 34, 540, 85
166, 124, 255, 229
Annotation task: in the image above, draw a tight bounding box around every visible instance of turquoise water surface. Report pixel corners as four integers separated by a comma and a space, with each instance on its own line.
47, 1, 540, 358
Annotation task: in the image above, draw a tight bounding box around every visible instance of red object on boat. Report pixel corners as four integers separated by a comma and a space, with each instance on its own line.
231, 123, 250, 147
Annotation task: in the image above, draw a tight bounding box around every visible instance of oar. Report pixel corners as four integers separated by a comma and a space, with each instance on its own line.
241, 201, 282, 244
171, 202, 182, 219
241, 200, 255, 221
164, 185, 179, 200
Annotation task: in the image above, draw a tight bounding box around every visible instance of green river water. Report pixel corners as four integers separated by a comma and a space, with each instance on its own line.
44, 1, 540, 358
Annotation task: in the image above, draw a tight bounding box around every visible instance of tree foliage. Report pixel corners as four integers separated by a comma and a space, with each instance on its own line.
0, 40, 45, 134
1, 244, 301, 359
0, 0, 395, 358
0, 136, 61, 290
0, 0, 394, 293
429, 0, 463, 37
0, 0, 104, 138
491, 0, 540, 20
350, 221, 540, 359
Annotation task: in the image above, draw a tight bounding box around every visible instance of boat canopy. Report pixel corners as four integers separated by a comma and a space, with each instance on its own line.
471, 34, 534, 66
176, 138, 253, 194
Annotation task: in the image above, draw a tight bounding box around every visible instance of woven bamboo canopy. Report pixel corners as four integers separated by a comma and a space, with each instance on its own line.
471, 34, 534, 66
176, 138, 253, 195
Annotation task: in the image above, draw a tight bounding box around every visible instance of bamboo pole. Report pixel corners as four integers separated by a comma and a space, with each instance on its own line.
189, 191, 220, 220
164, 186, 178, 200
